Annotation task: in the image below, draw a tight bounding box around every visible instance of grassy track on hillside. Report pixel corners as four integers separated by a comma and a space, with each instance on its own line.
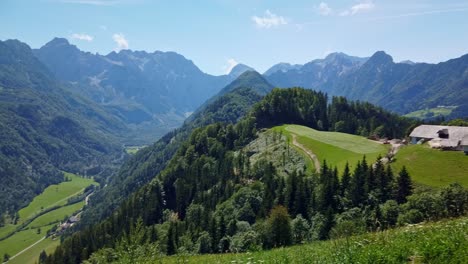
18, 172, 95, 222
162, 217, 468, 263
8, 237, 60, 264
392, 144, 468, 188
274, 125, 388, 173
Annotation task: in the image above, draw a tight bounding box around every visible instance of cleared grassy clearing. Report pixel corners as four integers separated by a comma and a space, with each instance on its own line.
405, 106, 455, 119
274, 125, 388, 173
392, 144, 468, 188
162, 217, 468, 263
125, 146, 146, 154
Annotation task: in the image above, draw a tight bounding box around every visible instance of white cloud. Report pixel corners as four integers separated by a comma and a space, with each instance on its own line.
252, 10, 287, 29
223, 58, 238, 74
112, 33, 129, 51
340, 0, 375, 16
318, 2, 332, 16
70, 33, 93, 42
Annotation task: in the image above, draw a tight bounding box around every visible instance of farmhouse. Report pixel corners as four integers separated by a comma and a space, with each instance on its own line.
409, 125, 468, 151
462, 135, 468, 155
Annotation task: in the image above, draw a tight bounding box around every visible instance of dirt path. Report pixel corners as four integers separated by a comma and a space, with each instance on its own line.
6, 236, 45, 262
291, 134, 321, 173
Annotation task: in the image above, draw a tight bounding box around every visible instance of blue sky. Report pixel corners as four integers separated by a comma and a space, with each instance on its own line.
1, 0, 468, 75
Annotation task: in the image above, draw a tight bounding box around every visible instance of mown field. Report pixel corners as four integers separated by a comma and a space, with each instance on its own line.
7, 237, 60, 264
391, 144, 468, 188
162, 217, 468, 264
274, 125, 389, 173
0, 172, 96, 263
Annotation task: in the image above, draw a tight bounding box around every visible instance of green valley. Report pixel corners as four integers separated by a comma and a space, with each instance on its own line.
0, 172, 96, 263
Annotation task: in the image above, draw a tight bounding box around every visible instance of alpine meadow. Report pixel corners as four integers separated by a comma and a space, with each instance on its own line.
1, 1, 467, 263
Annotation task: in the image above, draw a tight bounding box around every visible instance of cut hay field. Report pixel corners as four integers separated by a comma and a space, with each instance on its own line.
274, 125, 389, 173
391, 144, 468, 188
7, 237, 60, 264
161, 217, 468, 264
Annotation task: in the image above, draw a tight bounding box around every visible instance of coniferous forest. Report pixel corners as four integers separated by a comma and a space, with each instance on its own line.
41, 88, 468, 264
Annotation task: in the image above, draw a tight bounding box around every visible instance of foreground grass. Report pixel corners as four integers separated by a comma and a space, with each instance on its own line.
392, 144, 468, 188
162, 217, 468, 263
18, 172, 95, 222
275, 125, 388, 173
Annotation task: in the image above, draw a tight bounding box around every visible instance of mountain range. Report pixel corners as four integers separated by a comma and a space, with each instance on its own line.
33, 38, 254, 144
264, 51, 468, 117
0, 36, 467, 224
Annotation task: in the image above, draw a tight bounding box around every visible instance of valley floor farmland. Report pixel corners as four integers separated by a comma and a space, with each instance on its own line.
0, 172, 96, 263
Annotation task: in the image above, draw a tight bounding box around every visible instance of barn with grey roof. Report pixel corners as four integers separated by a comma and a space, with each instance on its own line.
409, 125, 468, 153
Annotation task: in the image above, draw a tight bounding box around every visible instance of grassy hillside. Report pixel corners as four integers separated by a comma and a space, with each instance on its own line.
161, 217, 468, 264
392, 144, 468, 188
0, 172, 96, 262
404, 106, 456, 119
275, 125, 389, 172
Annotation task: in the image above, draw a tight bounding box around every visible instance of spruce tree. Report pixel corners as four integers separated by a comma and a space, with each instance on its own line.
396, 166, 413, 204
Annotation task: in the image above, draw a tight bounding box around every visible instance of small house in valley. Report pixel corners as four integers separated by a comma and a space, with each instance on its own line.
409, 125, 468, 151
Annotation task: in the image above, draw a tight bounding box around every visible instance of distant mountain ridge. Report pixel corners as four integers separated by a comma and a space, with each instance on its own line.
265, 52, 368, 90
33, 38, 255, 143
265, 51, 468, 117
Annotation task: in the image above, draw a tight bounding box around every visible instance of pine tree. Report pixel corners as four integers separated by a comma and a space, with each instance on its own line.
395, 166, 413, 204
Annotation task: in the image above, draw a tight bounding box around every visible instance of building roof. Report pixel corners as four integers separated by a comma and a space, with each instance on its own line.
410, 125, 468, 141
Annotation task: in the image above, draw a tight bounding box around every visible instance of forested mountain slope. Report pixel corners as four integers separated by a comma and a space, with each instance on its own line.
0, 40, 125, 221
46, 88, 416, 263
80, 71, 273, 226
